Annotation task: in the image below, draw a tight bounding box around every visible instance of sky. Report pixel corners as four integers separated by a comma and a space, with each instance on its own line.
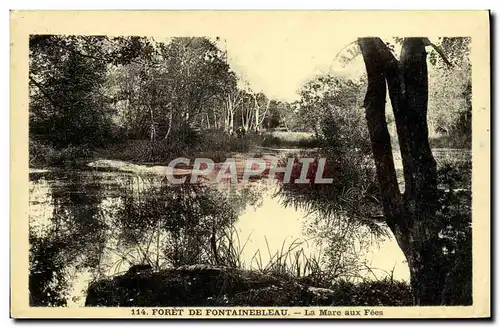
221, 34, 367, 102
220, 35, 441, 102
158, 33, 431, 102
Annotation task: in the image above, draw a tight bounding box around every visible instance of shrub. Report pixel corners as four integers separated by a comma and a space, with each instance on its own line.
29, 139, 91, 166
429, 132, 471, 149
198, 129, 252, 153
260, 132, 319, 149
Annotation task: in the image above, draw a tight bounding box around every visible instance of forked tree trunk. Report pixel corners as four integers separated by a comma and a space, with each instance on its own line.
358, 37, 444, 305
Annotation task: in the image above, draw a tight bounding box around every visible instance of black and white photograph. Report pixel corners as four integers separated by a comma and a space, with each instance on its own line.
11, 10, 490, 319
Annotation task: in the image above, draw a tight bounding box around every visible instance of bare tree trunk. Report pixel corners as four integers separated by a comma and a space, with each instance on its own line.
252, 95, 271, 133
359, 37, 443, 305
225, 95, 234, 134
254, 94, 260, 132
149, 81, 158, 143
241, 98, 252, 132
163, 109, 173, 141
229, 109, 234, 135
149, 105, 156, 142
259, 98, 271, 128
398, 38, 442, 305
224, 107, 230, 132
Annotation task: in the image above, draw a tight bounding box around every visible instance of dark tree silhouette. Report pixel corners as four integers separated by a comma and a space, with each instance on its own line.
358, 37, 454, 305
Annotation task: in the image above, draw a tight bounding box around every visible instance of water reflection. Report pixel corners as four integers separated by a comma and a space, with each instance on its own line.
29, 166, 411, 307
29, 169, 268, 306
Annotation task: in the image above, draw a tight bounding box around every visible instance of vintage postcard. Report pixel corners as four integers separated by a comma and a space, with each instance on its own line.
10, 10, 490, 319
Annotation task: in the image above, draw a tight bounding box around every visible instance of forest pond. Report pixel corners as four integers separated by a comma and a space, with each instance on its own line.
28, 148, 470, 307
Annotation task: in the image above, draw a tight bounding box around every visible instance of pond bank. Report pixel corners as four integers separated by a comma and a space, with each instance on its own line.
85, 264, 413, 307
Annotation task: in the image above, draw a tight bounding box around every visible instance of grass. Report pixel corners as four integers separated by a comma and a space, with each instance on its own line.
97, 214, 341, 289
248, 237, 324, 282
86, 222, 415, 307
86, 217, 415, 307
212, 223, 326, 283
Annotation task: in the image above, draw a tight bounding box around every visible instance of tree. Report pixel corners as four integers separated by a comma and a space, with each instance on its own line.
222, 89, 244, 134
251, 91, 271, 132
427, 37, 471, 143
261, 100, 286, 130
278, 37, 471, 305
29, 35, 145, 147
358, 37, 456, 305
296, 74, 365, 136
127, 37, 236, 141
29, 36, 110, 147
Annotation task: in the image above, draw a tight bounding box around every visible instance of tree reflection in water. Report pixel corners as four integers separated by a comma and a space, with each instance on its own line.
28, 169, 262, 306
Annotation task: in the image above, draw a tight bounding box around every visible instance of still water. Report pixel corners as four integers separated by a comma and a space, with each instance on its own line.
29, 149, 469, 307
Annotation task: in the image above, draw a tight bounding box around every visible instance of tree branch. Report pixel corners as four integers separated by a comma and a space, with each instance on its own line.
422, 38, 453, 67
29, 75, 64, 112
